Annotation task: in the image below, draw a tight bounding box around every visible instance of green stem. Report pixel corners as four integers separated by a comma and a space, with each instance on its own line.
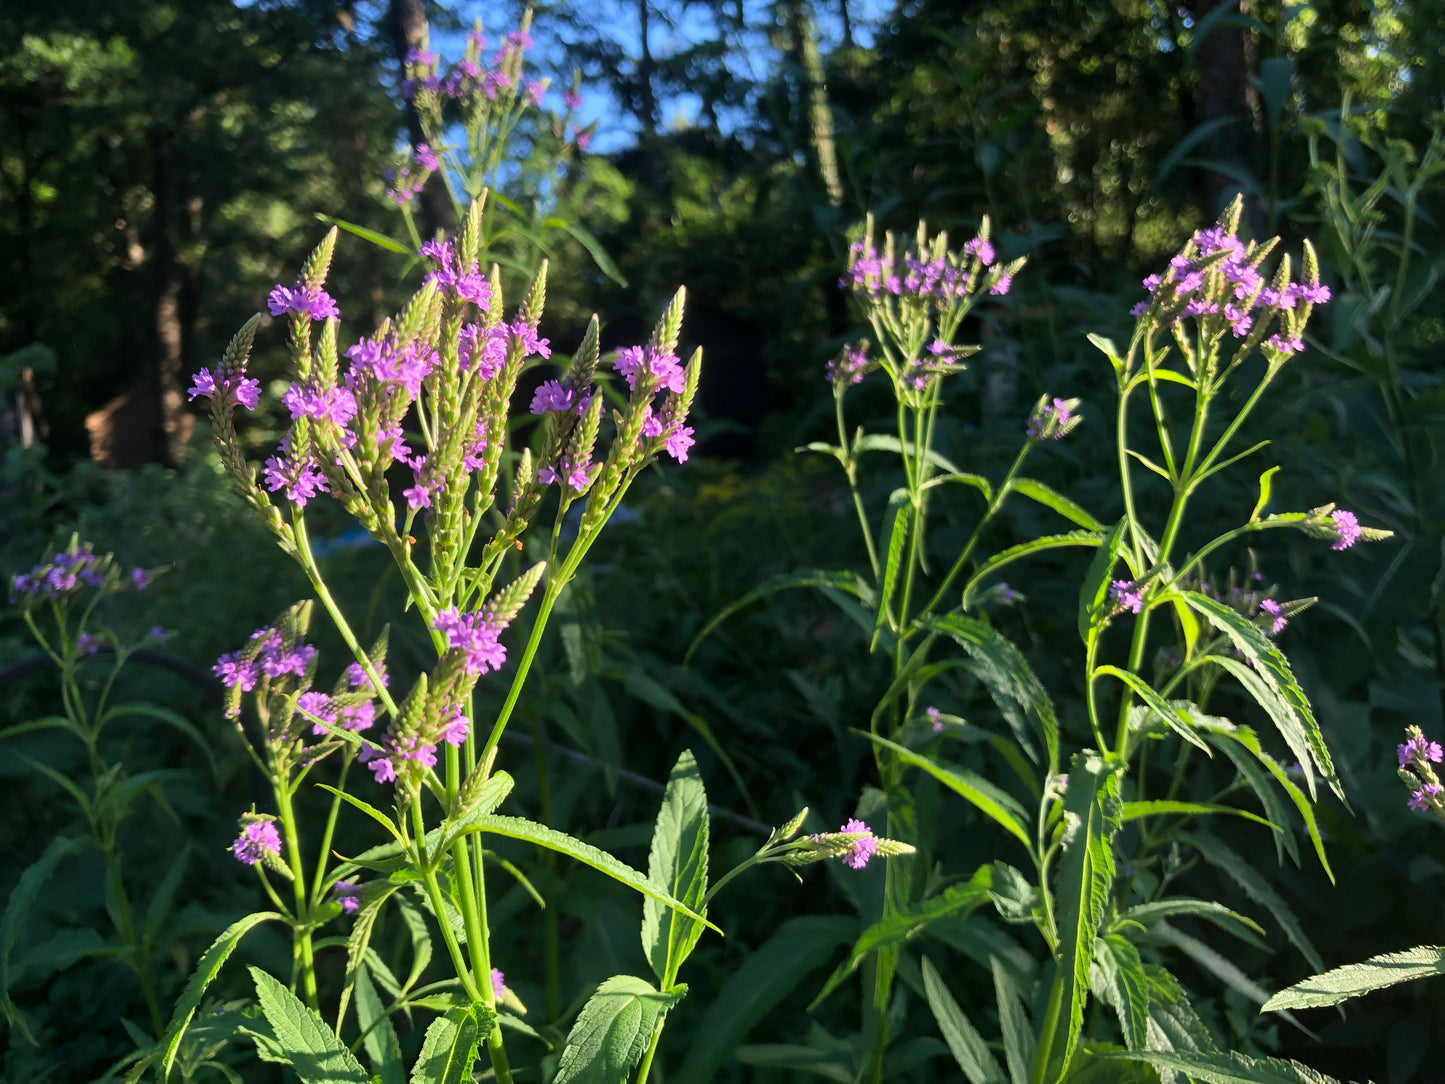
310, 758, 351, 907
275, 776, 320, 1011
837, 393, 881, 579
916, 442, 1030, 620
408, 797, 483, 1004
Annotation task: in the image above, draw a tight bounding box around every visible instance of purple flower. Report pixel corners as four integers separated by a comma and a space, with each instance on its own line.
989, 275, 1013, 296
1259, 598, 1286, 635
334, 881, 363, 914
414, 143, 439, 171
420, 239, 492, 309
614, 345, 684, 394
149, 626, 171, 643
1109, 579, 1145, 614
926, 706, 944, 733
1265, 334, 1305, 355
964, 237, 995, 266
298, 691, 336, 736
268, 282, 339, 321
347, 662, 386, 690
282, 382, 358, 427
1409, 783, 1443, 811
213, 652, 260, 693
1398, 736, 1444, 768
491, 968, 505, 999
188, 367, 262, 412
563, 88, 582, 109
231, 821, 282, 866
359, 742, 395, 783
1330, 509, 1362, 551
839, 819, 877, 870
826, 343, 870, 386
538, 453, 599, 492
75, 632, 101, 656
433, 606, 508, 676
530, 380, 575, 415
263, 449, 329, 507
441, 703, 470, 746
130, 567, 151, 591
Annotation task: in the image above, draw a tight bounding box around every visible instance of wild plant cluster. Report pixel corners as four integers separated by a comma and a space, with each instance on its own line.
4, 18, 1440, 1084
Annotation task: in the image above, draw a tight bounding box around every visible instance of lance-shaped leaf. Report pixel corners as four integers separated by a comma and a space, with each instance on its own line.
993, 955, 1034, 1084
865, 733, 1031, 848
460, 815, 718, 932
1179, 832, 1322, 971
922, 957, 1006, 1084
1262, 946, 1445, 1012
1100, 1048, 1347, 1084
642, 751, 710, 984
1099, 665, 1209, 753
1048, 751, 1122, 1082
249, 967, 369, 1084
1079, 518, 1128, 644
1096, 934, 1149, 1051
1179, 591, 1342, 802
553, 975, 685, 1084
811, 867, 994, 1007
409, 1004, 493, 1084
2, 836, 85, 1044
157, 911, 284, 1078
872, 504, 910, 651
962, 531, 1103, 611
1010, 478, 1106, 531
925, 613, 1058, 765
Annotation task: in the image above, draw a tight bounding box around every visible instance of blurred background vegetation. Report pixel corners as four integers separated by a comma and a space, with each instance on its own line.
2, 0, 1444, 1081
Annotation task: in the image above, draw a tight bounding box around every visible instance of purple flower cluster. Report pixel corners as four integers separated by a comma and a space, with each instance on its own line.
1259, 598, 1287, 635
213, 625, 317, 698
838, 819, 877, 870
640, 407, 694, 463
1330, 509, 1361, 551
433, 606, 509, 676
231, 821, 281, 866
1109, 579, 1145, 614
1131, 224, 1330, 352
405, 28, 535, 104
10, 544, 155, 611
385, 143, 439, 206
491, 967, 506, 999
843, 233, 1003, 306
1410, 783, 1443, 811
334, 880, 363, 914
826, 343, 870, 387
538, 453, 601, 491
614, 345, 684, 395
421, 239, 492, 309
1399, 735, 1444, 769
1026, 396, 1081, 442
187, 367, 262, 413
268, 280, 340, 322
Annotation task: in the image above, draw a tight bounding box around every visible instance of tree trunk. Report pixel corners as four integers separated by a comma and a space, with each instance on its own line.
1189, 0, 1263, 227
635, 0, 665, 196
388, 0, 455, 239
151, 126, 186, 467
785, 0, 844, 208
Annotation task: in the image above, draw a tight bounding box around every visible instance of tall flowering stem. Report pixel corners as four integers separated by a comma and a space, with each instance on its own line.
193, 193, 700, 1080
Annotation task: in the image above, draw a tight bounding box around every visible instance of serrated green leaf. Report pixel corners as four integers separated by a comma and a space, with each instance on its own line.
432, 772, 515, 859
1010, 478, 1106, 531
553, 976, 684, 1084
1180, 592, 1342, 802
922, 957, 1006, 1083
337, 882, 403, 1029
1120, 898, 1265, 942
1120, 800, 1275, 831
250, 967, 369, 1083
963, 531, 1103, 610
460, 815, 717, 931
642, 751, 710, 984
864, 733, 1031, 848
873, 504, 910, 651
1101, 1047, 1347, 1084
409, 1005, 492, 1084
1098, 935, 1149, 1051
1048, 751, 1122, 1082
355, 966, 402, 1084
992, 955, 1033, 1084
2, 836, 85, 1043
1179, 833, 1322, 971
1263, 946, 1445, 1012
1099, 665, 1210, 754
811, 868, 994, 1007
157, 912, 284, 1078
925, 613, 1058, 765
677, 917, 854, 1084
1079, 519, 1128, 643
